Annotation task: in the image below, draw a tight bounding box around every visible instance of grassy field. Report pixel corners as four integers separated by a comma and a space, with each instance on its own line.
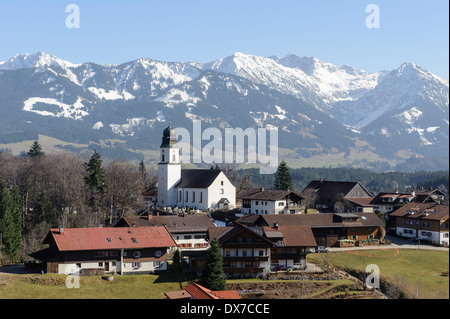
307, 249, 449, 299
0, 271, 187, 299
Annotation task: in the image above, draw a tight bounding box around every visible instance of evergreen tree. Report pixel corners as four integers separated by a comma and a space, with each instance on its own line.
84, 150, 106, 194
273, 160, 293, 191
84, 150, 106, 220
0, 180, 22, 262
27, 141, 44, 158
201, 237, 226, 290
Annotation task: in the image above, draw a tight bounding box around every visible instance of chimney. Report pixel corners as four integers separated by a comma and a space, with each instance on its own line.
260, 187, 264, 192
59, 225, 64, 234
273, 220, 278, 229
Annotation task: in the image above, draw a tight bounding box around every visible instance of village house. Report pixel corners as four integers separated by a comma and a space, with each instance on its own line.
370, 191, 436, 215
410, 187, 447, 203
237, 212, 384, 248
263, 223, 317, 270
114, 213, 216, 268
389, 203, 449, 245
157, 123, 236, 210
301, 180, 373, 213
240, 188, 305, 215
209, 223, 274, 279
29, 226, 176, 275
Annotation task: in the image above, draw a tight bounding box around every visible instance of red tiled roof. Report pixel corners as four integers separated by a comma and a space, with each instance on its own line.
45, 226, 176, 251
167, 282, 240, 299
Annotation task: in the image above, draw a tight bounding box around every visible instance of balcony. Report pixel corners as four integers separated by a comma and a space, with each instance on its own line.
223, 255, 269, 262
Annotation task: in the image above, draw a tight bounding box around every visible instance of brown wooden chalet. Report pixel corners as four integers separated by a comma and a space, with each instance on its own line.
262, 223, 317, 270
237, 212, 384, 247
389, 203, 449, 245
209, 223, 274, 278
29, 226, 176, 275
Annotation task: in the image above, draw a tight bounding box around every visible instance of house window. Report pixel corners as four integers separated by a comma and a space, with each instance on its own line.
76, 263, 81, 268
199, 192, 203, 203
278, 202, 285, 206
256, 201, 259, 205
131, 238, 138, 243
221, 181, 224, 186
184, 235, 192, 239
179, 191, 182, 201
155, 251, 162, 257
133, 251, 141, 258
225, 250, 231, 256
220, 189, 224, 194
132, 262, 141, 269
172, 155, 176, 162
192, 191, 195, 202
186, 191, 188, 202
98, 262, 103, 267
95, 251, 108, 257
242, 251, 247, 257
154, 261, 162, 268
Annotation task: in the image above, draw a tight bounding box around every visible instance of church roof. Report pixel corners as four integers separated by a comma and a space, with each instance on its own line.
175, 169, 222, 189
160, 123, 177, 148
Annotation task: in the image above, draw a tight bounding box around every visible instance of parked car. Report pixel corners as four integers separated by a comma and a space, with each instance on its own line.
315, 246, 329, 253
306, 248, 315, 254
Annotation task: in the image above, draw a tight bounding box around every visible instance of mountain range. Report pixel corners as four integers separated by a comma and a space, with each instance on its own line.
0, 52, 448, 172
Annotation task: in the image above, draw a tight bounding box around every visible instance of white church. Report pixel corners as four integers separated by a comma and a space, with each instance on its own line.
157, 123, 236, 211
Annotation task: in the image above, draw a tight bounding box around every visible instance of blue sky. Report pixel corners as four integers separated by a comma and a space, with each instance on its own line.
0, 0, 448, 79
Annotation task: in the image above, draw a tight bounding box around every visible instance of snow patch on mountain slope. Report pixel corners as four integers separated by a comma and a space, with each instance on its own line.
22, 97, 88, 120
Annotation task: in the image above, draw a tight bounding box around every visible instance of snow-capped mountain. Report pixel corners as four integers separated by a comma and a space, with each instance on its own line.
0, 52, 448, 171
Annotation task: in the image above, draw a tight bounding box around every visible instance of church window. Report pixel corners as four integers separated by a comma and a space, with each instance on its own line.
172, 155, 176, 162
162, 154, 165, 162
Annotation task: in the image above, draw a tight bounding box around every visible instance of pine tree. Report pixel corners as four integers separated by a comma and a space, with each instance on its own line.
273, 160, 293, 191
84, 150, 106, 194
27, 141, 44, 158
84, 150, 106, 220
0, 180, 22, 262
201, 237, 226, 290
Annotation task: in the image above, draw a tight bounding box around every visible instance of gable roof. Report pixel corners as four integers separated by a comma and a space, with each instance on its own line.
241, 189, 304, 201
239, 212, 384, 228
369, 192, 436, 205
389, 203, 449, 221
43, 226, 176, 252
175, 169, 223, 189
263, 225, 317, 247
215, 223, 275, 246
301, 180, 372, 199
116, 214, 216, 233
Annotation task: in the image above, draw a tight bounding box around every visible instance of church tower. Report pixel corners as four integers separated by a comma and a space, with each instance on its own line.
157, 123, 181, 207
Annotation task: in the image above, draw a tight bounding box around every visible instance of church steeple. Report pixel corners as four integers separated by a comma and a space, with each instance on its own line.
160, 122, 177, 148
158, 123, 181, 207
